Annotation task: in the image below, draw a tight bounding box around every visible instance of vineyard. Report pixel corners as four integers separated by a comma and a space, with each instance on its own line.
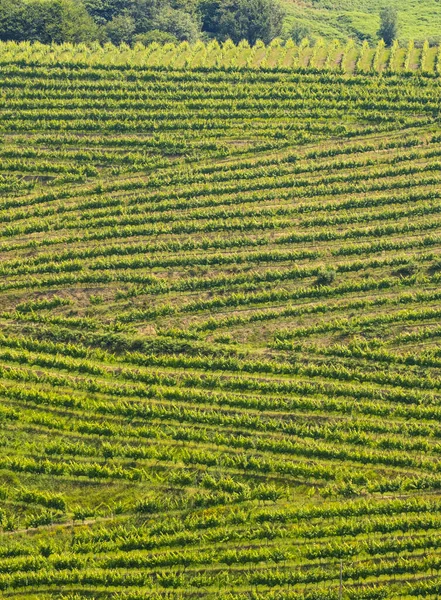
2, 38, 441, 599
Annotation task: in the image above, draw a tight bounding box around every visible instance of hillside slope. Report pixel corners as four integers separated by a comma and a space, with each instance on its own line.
282, 0, 441, 43
1, 42, 441, 599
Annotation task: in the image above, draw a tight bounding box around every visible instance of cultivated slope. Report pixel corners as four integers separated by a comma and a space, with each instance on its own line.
1, 42, 441, 599
282, 0, 441, 44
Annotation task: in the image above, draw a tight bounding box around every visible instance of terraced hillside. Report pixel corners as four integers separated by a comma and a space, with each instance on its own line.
3, 40, 441, 599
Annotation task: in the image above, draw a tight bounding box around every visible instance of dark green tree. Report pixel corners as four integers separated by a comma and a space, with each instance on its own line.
0, 0, 98, 43
0, 0, 26, 40
49, 0, 99, 42
129, 0, 164, 33
82, 0, 134, 25
200, 0, 285, 45
105, 13, 136, 43
155, 7, 199, 41
377, 6, 398, 46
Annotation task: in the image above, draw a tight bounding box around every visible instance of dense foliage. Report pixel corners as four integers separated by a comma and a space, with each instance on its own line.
200, 0, 284, 44
1, 40, 441, 598
0, 0, 98, 43
0, 0, 284, 45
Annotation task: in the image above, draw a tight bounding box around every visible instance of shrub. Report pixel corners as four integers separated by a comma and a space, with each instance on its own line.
316, 266, 337, 286
288, 23, 310, 45
134, 29, 178, 45
393, 262, 418, 278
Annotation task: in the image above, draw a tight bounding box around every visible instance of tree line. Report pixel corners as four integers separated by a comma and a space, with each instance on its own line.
0, 0, 403, 48
0, 0, 285, 46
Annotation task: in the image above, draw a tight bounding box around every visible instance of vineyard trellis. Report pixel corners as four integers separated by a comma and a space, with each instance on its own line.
1, 38, 441, 600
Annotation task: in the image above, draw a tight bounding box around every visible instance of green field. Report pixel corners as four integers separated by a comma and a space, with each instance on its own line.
3, 40, 441, 599
282, 0, 441, 44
